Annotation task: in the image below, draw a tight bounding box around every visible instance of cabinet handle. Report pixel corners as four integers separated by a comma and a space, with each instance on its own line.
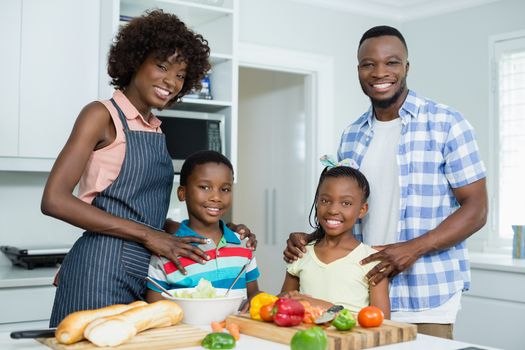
272, 188, 277, 245
264, 188, 269, 245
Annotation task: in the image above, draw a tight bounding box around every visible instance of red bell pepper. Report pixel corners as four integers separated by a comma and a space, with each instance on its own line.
272, 298, 305, 327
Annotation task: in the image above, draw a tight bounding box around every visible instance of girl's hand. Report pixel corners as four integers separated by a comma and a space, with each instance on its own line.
144, 230, 210, 275
282, 291, 332, 310
283, 232, 308, 263
227, 223, 257, 250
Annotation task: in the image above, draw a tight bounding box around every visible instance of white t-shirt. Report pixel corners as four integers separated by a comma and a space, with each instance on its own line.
359, 116, 460, 323
360, 117, 401, 246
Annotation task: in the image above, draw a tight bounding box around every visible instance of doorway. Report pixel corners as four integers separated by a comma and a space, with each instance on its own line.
232, 44, 334, 294
233, 67, 313, 294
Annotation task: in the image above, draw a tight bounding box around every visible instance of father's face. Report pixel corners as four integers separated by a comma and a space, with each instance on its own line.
357, 35, 409, 109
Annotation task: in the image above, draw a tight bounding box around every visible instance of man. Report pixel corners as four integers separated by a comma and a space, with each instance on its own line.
284, 25, 488, 339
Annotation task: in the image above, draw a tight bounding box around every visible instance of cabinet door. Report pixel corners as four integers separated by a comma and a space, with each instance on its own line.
19, 0, 100, 158
0, 0, 21, 157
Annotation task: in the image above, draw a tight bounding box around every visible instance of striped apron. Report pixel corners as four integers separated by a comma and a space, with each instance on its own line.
49, 99, 174, 326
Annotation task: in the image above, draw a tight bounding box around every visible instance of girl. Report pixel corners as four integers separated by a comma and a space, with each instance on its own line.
42, 10, 255, 326
281, 159, 390, 318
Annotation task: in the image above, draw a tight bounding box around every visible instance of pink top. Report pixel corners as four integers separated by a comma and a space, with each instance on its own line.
78, 90, 163, 204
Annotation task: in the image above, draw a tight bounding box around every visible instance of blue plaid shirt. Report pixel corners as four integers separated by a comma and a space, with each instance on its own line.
338, 90, 486, 312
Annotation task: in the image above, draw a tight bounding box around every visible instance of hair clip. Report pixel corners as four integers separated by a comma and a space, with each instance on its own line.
320, 155, 359, 170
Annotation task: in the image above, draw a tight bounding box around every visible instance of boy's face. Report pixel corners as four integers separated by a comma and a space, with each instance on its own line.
316, 177, 368, 237
178, 162, 233, 226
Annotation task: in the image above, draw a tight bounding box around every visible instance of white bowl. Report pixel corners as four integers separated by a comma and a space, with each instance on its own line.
161, 288, 245, 325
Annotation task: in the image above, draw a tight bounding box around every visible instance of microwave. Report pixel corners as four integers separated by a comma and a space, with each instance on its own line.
155, 110, 226, 173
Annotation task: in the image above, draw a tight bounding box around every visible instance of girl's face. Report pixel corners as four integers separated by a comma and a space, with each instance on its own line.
129, 52, 187, 112
177, 162, 233, 227
316, 176, 368, 237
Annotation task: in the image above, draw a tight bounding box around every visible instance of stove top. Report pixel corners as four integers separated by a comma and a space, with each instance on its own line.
0, 245, 70, 270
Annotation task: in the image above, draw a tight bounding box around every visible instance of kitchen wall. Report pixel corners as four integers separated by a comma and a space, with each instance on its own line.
402, 0, 525, 249
239, 0, 398, 154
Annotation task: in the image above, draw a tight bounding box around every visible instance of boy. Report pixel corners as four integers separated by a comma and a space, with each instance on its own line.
146, 150, 260, 303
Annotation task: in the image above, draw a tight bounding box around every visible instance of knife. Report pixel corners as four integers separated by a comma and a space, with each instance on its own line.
314, 304, 344, 324
10, 328, 56, 339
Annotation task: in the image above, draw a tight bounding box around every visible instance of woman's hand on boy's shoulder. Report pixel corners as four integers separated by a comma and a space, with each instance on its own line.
283, 232, 309, 263
144, 230, 210, 275
226, 223, 257, 250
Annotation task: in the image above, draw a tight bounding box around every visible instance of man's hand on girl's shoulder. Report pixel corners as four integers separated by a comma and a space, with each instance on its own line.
283, 232, 308, 263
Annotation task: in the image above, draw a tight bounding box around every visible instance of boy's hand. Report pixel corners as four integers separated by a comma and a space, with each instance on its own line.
283, 232, 308, 262
227, 223, 257, 250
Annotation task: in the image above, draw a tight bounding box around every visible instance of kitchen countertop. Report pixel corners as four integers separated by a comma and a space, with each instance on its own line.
469, 252, 525, 273
1, 252, 523, 289
0, 321, 501, 350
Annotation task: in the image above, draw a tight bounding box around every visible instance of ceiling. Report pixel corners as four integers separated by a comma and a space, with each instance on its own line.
289, 0, 501, 21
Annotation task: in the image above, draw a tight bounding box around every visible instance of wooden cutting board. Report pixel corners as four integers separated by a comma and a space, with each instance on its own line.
38, 324, 208, 350
226, 314, 417, 350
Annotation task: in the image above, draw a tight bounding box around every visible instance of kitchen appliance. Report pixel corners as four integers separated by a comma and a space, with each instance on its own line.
0, 245, 69, 269
155, 110, 225, 174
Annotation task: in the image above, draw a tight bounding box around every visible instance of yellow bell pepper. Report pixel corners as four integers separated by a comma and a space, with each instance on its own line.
249, 292, 278, 320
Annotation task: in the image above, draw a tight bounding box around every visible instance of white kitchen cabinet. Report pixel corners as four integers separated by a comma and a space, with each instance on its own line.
0, 0, 21, 158
0, 0, 100, 171
100, 0, 239, 171
0, 266, 57, 324
455, 253, 525, 350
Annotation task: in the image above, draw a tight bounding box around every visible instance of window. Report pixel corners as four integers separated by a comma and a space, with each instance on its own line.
489, 32, 525, 250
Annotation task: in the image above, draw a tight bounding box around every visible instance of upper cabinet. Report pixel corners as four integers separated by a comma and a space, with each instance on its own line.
0, 0, 21, 159
0, 0, 100, 171
0, 0, 238, 173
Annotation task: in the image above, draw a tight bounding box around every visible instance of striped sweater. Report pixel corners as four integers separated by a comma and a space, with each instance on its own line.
147, 220, 259, 295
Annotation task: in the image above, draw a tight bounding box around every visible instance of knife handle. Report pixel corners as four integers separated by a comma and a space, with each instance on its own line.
10, 329, 56, 339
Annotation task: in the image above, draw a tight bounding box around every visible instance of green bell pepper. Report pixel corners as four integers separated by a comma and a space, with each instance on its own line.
331, 308, 356, 331
201, 332, 236, 349
290, 326, 328, 350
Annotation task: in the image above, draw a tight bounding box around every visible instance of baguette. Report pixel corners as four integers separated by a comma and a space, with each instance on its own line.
84, 300, 183, 347
56, 301, 147, 345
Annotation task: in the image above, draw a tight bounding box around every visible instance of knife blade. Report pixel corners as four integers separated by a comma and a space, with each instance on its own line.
314, 304, 344, 324
10, 328, 56, 339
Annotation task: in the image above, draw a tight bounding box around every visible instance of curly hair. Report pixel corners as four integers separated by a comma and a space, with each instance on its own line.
108, 9, 211, 106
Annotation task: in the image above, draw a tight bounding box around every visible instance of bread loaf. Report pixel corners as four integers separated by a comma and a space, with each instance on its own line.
56, 301, 147, 345
84, 300, 183, 347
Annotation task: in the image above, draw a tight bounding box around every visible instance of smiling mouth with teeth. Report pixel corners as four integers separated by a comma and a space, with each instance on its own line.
154, 86, 171, 97
373, 82, 393, 89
